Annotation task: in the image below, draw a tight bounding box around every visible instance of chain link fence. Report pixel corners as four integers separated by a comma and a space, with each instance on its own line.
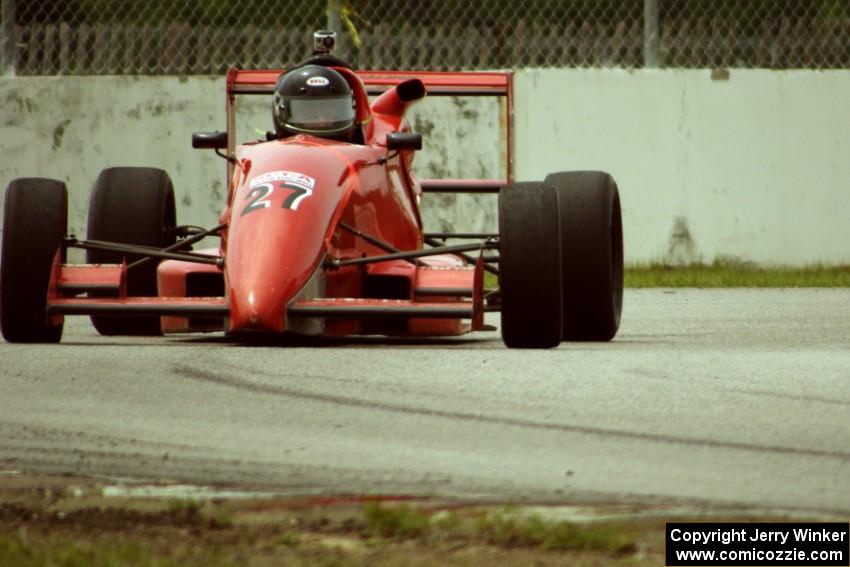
2, 0, 848, 75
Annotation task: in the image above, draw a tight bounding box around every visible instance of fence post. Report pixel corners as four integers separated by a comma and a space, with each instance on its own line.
326, 0, 341, 35
643, 0, 659, 67
1, 0, 15, 76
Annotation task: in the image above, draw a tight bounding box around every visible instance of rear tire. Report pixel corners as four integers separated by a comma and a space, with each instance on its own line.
86, 167, 176, 335
544, 171, 623, 341
1, 178, 67, 343
498, 182, 562, 348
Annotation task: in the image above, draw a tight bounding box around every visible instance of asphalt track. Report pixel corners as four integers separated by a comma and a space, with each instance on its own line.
1, 289, 848, 514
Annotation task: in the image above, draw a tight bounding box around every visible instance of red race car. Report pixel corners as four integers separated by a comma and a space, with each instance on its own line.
1, 32, 622, 349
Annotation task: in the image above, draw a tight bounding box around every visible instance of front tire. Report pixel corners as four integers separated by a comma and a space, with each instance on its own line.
1, 178, 67, 343
544, 171, 623, 341
498, 182, 562, 348
86, 167, 176, 335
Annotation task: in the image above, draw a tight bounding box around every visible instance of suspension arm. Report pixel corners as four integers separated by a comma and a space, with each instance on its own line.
65, 238, 223, 267
326, 241, 498, 269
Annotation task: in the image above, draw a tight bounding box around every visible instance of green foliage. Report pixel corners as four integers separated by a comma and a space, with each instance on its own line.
210, 506, 234, 528
274, 530, 303, 547
360, 504, 637, 556
363, 502, 430, 541
0, 532, 189, 567
166, 497, 202, 519
474, 511, 548, 547
0, 529, 259, 566
474, 510, 636, 554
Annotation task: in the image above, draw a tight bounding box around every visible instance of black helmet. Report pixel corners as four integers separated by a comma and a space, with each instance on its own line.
273, 65, 355, 139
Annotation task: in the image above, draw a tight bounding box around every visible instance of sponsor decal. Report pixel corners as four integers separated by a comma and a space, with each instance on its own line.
249, 170, 315, 191
306, 76, 330, 87
242, 170, 316, 215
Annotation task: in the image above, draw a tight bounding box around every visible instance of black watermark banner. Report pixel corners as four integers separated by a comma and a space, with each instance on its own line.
666, 523, 849, 566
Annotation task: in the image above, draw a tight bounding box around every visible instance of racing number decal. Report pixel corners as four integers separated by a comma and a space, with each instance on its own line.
241, 182, 314, 216
281, 183, 312, 210
242, 171, 316, 217
240, 183, 273, 216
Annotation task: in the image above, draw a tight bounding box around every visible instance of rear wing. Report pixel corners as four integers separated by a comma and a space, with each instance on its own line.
225, 69, 514, 186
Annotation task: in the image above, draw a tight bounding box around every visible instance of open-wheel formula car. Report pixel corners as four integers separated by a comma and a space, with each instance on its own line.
0, 33, 623, 349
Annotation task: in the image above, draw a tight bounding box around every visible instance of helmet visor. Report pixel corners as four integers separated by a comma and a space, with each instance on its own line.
284, 96, 355, 134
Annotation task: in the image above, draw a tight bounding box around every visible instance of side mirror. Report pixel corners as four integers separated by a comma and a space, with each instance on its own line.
386, 132, 422, 151
192, 131, 227, 150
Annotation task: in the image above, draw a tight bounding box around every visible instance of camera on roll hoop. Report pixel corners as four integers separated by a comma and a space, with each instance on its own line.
313, 30, 337, 55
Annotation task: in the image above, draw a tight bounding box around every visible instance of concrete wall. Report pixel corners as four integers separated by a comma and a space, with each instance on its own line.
1, 71, 848, 265
515, 69, 850, 265
1, 77, 226, 241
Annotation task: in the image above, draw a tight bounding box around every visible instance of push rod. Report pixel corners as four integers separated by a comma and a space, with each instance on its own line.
67, 238, 222, 266
424, 232, 499, 239
338, 222, 421, 266
328, 241, 497, 268
127, 223, 226, 270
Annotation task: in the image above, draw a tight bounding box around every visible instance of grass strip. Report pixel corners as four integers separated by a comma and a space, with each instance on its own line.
5, 492, 826, 567
362, 503, 636, 554
0, 501, 641, 567
625, 262, 850, 288
0, 533, 231, 567
484, 263, 850, 289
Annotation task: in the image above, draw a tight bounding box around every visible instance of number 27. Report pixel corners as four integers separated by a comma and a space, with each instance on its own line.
241, 182, 312, 217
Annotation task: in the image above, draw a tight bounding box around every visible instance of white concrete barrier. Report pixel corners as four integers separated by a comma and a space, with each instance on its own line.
515, 69, 850, 265
1, 76, 226, 241
1, 70, 848, 265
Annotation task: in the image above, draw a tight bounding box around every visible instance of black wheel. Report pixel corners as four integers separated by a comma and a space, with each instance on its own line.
86, 167, 176, 335
544, 171, 623, 341
1, 178, 67, 343
498, 182, 562, 348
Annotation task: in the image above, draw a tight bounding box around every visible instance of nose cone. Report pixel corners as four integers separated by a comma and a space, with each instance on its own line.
223, 141, 359, 335
224, 196, 327, 335
229, 282, 286, 333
